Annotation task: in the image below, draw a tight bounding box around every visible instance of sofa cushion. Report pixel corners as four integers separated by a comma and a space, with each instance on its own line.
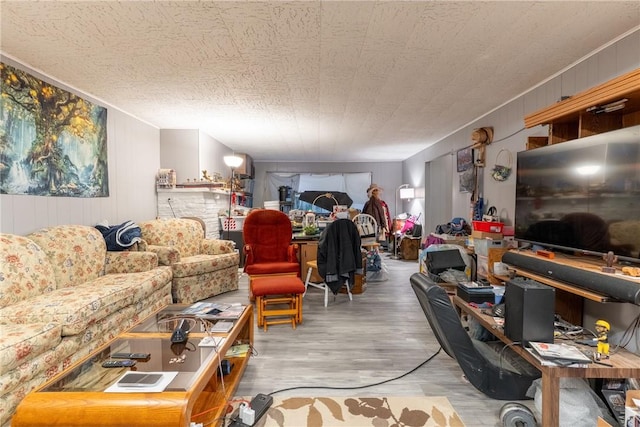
0, 323, 62, 376
27, 225, 107, 289
0, 276, 136, 336
172, 253, 239, 278
0, 333, 78, 397
245, 261, 300, 276
172, 267, 239, 303
0, 234, 56, 306
114, 267, 173, 302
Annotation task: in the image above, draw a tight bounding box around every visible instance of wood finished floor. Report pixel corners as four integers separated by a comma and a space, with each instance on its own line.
209, 255, 535, 426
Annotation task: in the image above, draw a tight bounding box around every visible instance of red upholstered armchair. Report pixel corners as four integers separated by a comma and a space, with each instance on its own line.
242, 209, 300, 298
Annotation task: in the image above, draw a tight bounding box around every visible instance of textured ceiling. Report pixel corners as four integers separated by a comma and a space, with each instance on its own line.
1, 1, 639, 162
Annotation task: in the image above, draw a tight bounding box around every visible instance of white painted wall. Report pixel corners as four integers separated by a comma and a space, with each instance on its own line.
160, 129, 200, 184
159, 129, 237, 185
403, 30, 640, 352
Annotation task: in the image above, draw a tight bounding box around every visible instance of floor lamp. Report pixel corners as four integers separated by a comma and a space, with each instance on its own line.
392, 184, 415, 259
223, 155, 244, 240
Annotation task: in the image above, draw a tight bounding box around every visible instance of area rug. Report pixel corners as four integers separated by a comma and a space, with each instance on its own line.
236, 396, 465, 427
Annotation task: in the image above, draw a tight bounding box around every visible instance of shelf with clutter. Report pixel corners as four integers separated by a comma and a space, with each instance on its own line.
392, 213, 422, 260
525, 67, 640, 148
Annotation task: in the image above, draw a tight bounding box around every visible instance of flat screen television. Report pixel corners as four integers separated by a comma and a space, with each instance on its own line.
514, 125, 640, 264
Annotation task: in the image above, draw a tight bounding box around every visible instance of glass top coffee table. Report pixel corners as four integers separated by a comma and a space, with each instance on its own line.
12, 304, 253, 427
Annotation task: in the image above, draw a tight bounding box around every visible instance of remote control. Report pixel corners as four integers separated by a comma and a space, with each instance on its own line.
101, 359, 136, 368
111, 352, 151, 360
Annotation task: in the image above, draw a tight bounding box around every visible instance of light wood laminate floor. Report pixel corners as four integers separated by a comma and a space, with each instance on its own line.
210, 255, 535, 426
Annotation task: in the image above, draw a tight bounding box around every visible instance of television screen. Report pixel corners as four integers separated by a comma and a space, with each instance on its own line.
514, 125, 640, 263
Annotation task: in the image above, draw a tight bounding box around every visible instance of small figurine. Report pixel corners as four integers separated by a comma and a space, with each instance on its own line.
202, 170, 214, 182
601, 251, 617, 274
594, 319, 610, 360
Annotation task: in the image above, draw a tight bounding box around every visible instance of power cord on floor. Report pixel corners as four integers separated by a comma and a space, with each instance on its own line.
266, 347, 442, 396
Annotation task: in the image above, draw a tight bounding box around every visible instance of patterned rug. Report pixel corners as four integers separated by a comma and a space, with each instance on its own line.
237, 396, 465, 427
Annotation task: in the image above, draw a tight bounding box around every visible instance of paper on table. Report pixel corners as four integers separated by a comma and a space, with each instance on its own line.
104, 371, 178, 393
198, 336, 225, 348
529, 341, 591, 363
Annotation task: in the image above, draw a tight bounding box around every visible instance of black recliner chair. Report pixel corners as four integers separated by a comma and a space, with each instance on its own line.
410, 272, 540, 400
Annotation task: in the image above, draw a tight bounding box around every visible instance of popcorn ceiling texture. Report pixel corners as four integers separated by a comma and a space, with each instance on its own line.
1, 2, 638, 162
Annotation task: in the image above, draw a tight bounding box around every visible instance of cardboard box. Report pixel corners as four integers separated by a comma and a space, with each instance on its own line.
400, 237, 421, 260
602, 379, 626, 423
597, 417, 613, 427
626, 389, 640, 427
471, 230, 503, 240
474, 238, 504, 256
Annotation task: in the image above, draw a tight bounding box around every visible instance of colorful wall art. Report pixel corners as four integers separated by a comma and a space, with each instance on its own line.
0, 62, 109, 197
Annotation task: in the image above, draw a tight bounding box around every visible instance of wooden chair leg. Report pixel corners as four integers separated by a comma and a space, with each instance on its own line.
249, 277, 255, 302
256, 295, 263, 327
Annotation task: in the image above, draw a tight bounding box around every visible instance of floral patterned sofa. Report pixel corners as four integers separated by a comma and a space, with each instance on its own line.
139, 218, 239, 303
0, 225, 173, 426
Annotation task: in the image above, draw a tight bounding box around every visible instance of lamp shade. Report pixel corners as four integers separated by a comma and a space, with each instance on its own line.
399, 187, 415, 200
224, 155, 244, 169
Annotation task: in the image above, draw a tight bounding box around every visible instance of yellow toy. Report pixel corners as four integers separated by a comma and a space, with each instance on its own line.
594, 319, 610, 360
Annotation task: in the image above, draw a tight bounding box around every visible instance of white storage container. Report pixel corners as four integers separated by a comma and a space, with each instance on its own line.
474, 238, 504, 256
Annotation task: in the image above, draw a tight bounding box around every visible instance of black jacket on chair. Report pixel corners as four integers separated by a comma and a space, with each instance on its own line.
317, 219, 363, 294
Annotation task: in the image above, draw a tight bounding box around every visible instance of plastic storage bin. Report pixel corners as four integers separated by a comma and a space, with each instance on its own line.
472, 220, 504, 233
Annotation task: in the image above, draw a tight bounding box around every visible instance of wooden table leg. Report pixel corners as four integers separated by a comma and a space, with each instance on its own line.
541, 370, 560, 427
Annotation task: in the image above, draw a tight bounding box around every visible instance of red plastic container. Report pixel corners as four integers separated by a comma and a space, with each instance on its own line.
472, 220, 504, 233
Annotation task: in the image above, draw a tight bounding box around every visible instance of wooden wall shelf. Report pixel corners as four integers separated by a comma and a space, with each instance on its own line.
525, 68, 640, 145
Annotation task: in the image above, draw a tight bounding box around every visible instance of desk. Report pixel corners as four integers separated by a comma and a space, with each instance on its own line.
453, 296, 640, 427
294, 235, 321, 281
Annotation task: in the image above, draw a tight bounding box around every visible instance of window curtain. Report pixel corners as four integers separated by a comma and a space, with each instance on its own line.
266, 172, 371, 211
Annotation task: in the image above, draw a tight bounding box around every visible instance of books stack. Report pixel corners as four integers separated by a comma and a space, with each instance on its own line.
181, 302, 245, 319
527, 341, 592, 367
210, 321, 234, 333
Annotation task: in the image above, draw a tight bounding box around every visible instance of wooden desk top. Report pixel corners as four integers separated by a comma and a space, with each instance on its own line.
453, 295, 640, 378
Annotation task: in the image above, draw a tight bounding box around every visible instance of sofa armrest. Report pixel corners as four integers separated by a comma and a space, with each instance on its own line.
146, 244, 181, 266
201, 238, 235, 255
105, 251, 159, 273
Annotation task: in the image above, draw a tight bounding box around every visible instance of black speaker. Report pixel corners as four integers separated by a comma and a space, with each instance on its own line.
426, 249, 466, 274
504, 277, 555, 346
502, 251, 640, 304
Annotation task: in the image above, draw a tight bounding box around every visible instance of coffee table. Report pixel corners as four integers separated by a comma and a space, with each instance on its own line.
12, 304, 253, 427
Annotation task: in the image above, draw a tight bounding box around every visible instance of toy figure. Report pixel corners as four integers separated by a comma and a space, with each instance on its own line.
202, 169, 214, 182
594, 319, 610, 360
